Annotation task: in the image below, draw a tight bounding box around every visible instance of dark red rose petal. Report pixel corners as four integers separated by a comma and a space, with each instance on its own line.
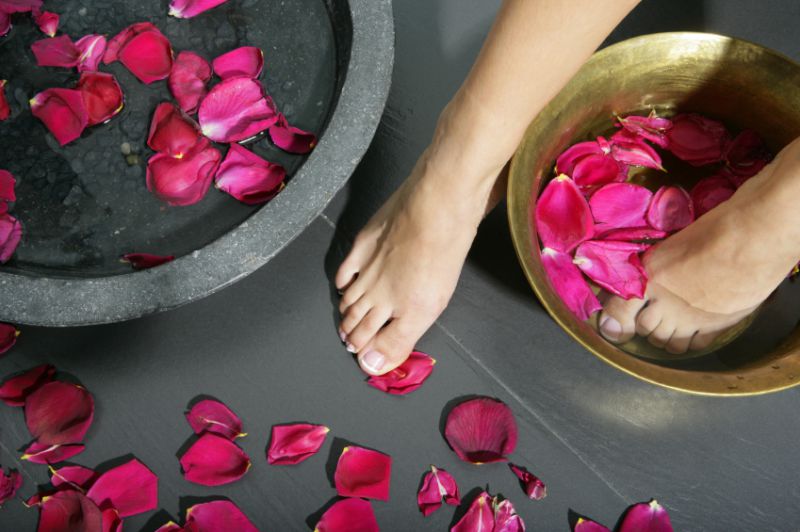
146, 137, 221, 206
646, 186, 694, 233
267, 423, 329, 465
334, 445, 392, 501
444, 396, 518, 464
724, 129, 771, 179
33, 9, 59, 37
0, 80, 10, 121
417, 465, 459, 516
314, 497, 379, 532
666, 113, 729, 166
37, 490, 103, 532
179, 432, 251, 486
106, 23, 173, 84
24, 381, 94, 445
198, 77, 278, 143
0, 169, 17, 202
451, 491, 494, 532
185, 500, 258, 532
30, 87, 89, 146
690, 175, 736, 218
121, 253, 175, 270
366, 350, 435, 395
185, 398, 246, 440
214, 143, 285, 205
0, 467, 22, 505
86, 459, 157, 518
76, 72, 123, 126
0, 364, 54, 406
21, 442, 85, 464
169, 51, 211, 115
31, 34, 80, 68
269, 113, 317, 154
509, 463, 546, 500
147, 102, 202, 157
212, 46, 263, 80
0, 212, 21, 263
0, 321, 18, 355
50, 465, 98, 490
0, 0, 43, 13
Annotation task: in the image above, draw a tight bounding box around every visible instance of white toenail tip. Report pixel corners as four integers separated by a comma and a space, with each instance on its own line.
346, 343, 357, 354
338, 330, 347, 343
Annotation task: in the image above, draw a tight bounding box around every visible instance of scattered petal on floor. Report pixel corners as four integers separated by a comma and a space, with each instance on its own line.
198, 77, 278, 143
493, 497, 526, 532
0, 80, 9, 120
121, 253, 175, 270
573, 517, 611, 532
619, 499, 673, 532
334, 445, 392, 501
0, 467, 21, 505
666, 113, 729, 166
85, 459, 158, 518
266, 423, 329, 465
169, 0, 230, 19
179, 432, 251, 486
646, 186, 694, 233
30, 87, 89, 146
186, 398, 246, 440
314, 497, 380, 532
74, 34, 107, 72
37, 490, 103, 532
0, 213, 21, 263
146, 137, 221, 206
33, 9, 59, 37
21, 442, 85, 464
535, 174, 594, 253
0, 364, 55, 406
50, 465, 98, 490
169, 51, 211, 115
509, 463, 546, 500
24, 381, 94, 445
589, 182, 652, 231
269, 113, 317, 154
0, 0, 43, 13
185, 500, 258, 532
212, 46, 263, 80
574, 240, 648, 300
105, 23, 173, 84
444, 396, 518, 464
417, 465, 459, 516
214, 143, 285, 204
450, 491, 494, 532
541, 247, 602, 321
0, 322, 18, 355
147, 102, 202, 157
31, 35, 80, 68
76, 72, 124, 126
367, 351, 435, 395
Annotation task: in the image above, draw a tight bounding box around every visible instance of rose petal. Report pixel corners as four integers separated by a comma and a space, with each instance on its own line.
617, 112, 672, 148
50, 465, 98, 490
169, 0, 229, 18
198, 77, 278, 143
103, 22, 153, 64
444, 396, 518, 464
267, 423, 329, 465
185, 500, 258, 532
334, 445, 392, 501
31, 35, 80, 68
37, 490, 103, 532
619, 499, 673, 532
30, 87, 89, 146
179, 432, 251, 486
121, 253, 175, 270
493, 498, 526, 532
22, 442, 85, 464
666, 113, 729, 166
724, 129, 771, 179
0, 467, 22, 505
535, 174, 594, 253
646, 186, 694, 232
574, 240, 648, 300
417, 465, 460, 517
106, 24, 173, 84
0, 12, 9, 38
0, 364, 54, 406
74, 34, 107, 73
0, 80, 9, 120
557, 139, 627, 192
102, 509, 122, 532
146, 137, 222, 206
508, 463, 546, 501
212, 46, 263, 80
0, 0, 42, 13
451, 491, 494, 532
269, 113, 317, 154
689, 175, 736, 218
0, 321, 18, 355
0, 212, 21, 262
24, 381, 94, 445
154, 523, 184, 532
84, 459, 157, 518
169, 51, 211, 115
147, 102, 202, 157
541, 248, 602, 320
589, 182, 653, 231
33, 10, 59, 37
574, 517, 612, 532
314, 498, 379, 532
596, 227, 668, 242
366, 350, 435, 395
76, 72, 123, 126
610, 130, 664, 170
214, 144, 285, 204
186, 398, 245, 440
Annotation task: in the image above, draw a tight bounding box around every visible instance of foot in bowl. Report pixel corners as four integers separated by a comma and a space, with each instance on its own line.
599, 138, 800, 354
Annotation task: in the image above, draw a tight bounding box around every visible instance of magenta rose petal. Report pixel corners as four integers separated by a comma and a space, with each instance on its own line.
574, 517, 612, 532
186, 398, 246, 440
0, 169, 12, 202
596, 226, 668, 243
147, 102, 202, 157
493, 498, 525, 532
690, 175, 736, 217
366, 350, 435, 395
0, 322, 18, 355
85, 459, 157, 518
610, 130, 664, 170
37, 490, 103, 532
267, 423, 329, 465
146, 137, 222, 206
185, 500, 258, 532
76, 72, 124, 126
154, 523, 184, 532
33, 9, 59, 37
619, 499, 674, 532
0, 213, 21, 263
535, 174, 594, 253
451, 491, 494, 532
169, 51, 211, 115
24, 381, 94, 445
666, 113, 729, 166
212, 46, 263, 80
334, 445, 392, 501
121, 253, 175, 270
30, 87, 89, 146
103, 22, 152, 64
0, 0, 42, 12
169, 0, 229, 18
646, 186, 694, 232
21, 442, 85, 464
617, 113, 672, 148
589, 182, 653, 231
574, 240, 648, 300
179, 432, 251, 486
0, 467, 21, 505
50, 465, 98, 490
0, 80, 9, 121
269, 113, 317, 154
31, 35, 80, 68
106, 24, 173, 84
556, 139, 626, 192
102, 509, 122, 532
541, 248, 602, 320
198, 77, 278, 143
314, 498, 379, 532
724, 129, 771, 179
444, 396, 518, 464
0, 364, 55, 406
417, 465, 459, 516
214, 143, 285, 205
75, 34, 107, 73
508, 463, 546, 501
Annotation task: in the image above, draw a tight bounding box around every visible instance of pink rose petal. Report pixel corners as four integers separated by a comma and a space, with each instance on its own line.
169, 51, 211, 115
619, 499, 673, 532
451, 491, 494, 532
0, 213, 21, 262
556, 139, 627, 192
417, 465, 460, 517
186, 398, 246, 440
198, 77, 278, 143
154, 523, 184, 532
75, 34, 107, 73
617, 112, 672, 148
30, 87, 89, 146
185, 500, 258, 531
0, 80, 9, 120
85, 459, 157, 518
33, 9, 59, 37
535, 174, 594, 253
509, 463, 546, 501
541, 248, 602, 321
76, 72, 123, 126
574, 517, 612, 532
103, 22, 151, 64
21, 442, 85, 464
334, 445, 392, 501
444, 396, 518, 464
37, 490, 103, 532
147, 102, 202, 157
267, 423, 329, 465
179, 432, 251, 486
366, 350, 435, 395
146, 137, 222, 206
724, 129, 771, 179
0, 467, 21, 505
121, 253, 175, 270
690, 175, 736, 218
314, 498, 379, 532
0, 364, 55, 406
646, 186, 694, 232
589, 182, 653, 231
214, 143, 285, 205
574, 240, 648, 300
169, 0, 230, 18
666, 113, 729, 166
50, 465, 98, 490
24, 381, 94, 445
106, 23, 173, 84
493, 498, 526, 532
269, 113, 317, 154
212, 46, 263, 80
31, 35, 80, 68
610, 129, 664, 170
596, 227, 667, 242
0, 0, 42, 13
102, 509, 122, 532
0, 321, 18, 355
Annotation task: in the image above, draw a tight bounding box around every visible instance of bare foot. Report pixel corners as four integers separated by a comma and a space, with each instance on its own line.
599, 139, 800, 354
336, 151, 503, 375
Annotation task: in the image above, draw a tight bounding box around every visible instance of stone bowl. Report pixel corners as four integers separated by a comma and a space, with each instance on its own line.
508, 32, 800, 396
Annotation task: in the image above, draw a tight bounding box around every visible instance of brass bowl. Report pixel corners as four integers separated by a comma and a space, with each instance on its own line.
508, 32, 800, 396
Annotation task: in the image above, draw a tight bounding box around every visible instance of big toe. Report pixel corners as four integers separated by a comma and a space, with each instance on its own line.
598, 294, 646, 343
358, 316, 430, 375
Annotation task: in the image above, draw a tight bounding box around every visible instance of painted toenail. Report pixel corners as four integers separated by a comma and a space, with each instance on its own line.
339, 330, 347, 343
361, 350, 386, 373
346, 343, 357, 354
600, 316, 622, 341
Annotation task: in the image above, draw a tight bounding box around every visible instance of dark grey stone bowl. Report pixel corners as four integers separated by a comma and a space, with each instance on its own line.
0, 0, 393, 326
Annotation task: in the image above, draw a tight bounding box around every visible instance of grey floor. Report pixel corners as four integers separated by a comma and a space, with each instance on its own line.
3, 1, 800, 530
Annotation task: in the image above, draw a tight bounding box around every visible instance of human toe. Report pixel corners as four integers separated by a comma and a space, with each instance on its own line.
598, 294, 646, 343
647, 321, 675, 349
664, 328, 696, 355
357, 316, 427, 375
346, 306, 392, 353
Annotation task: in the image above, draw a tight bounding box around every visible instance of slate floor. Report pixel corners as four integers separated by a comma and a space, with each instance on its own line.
3, 0, 800, 530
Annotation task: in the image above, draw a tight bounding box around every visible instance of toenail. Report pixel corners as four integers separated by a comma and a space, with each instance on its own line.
346, 343, 357, 354
360, 350, 386, 374
339, 330, 347, 343
600, 316, 622, 341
